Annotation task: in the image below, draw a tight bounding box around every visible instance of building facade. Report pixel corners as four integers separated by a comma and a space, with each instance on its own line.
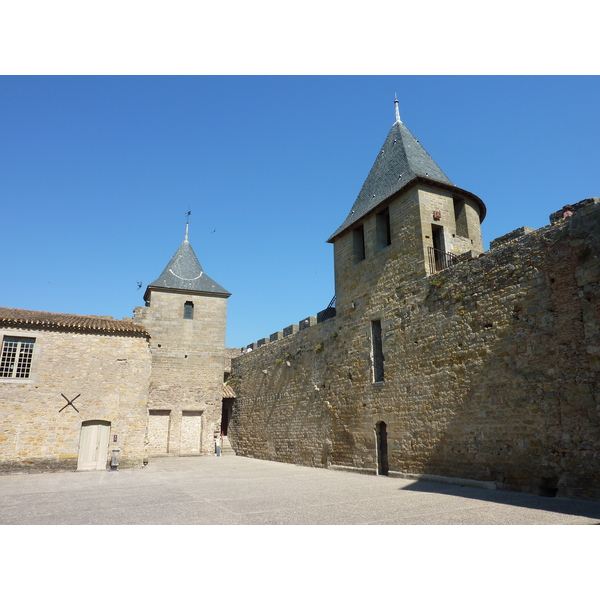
0, 310, 151, 472
0, 225, 230, 472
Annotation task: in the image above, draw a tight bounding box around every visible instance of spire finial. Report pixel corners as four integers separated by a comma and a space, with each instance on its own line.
394, 94, 401, 124
184, 210, 191, 241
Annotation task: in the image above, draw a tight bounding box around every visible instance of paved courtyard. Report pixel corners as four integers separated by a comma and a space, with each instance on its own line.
1, 454, 599, 525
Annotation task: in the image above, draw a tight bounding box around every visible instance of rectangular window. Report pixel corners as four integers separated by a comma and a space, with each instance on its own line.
183, 301, 194, 319
376, 208, 392, 250
371, 320, 384, 383
0, 336, 35, 378
353, 225, 365, 263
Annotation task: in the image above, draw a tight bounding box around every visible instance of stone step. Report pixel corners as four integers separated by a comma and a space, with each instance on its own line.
220, 436, 236, 455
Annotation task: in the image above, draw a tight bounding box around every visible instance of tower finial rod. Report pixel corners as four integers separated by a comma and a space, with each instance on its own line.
394, 93, 401, 124
184, 209, 191, 241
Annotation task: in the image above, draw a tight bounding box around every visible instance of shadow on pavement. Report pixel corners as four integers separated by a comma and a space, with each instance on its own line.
398, 479, 600, 521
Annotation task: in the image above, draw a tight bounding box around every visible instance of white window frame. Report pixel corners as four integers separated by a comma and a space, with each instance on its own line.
0, 331, 40, 382
1, 335, 36, 378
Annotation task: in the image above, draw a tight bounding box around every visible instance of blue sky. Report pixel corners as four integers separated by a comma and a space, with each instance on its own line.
2, 75, 599, 348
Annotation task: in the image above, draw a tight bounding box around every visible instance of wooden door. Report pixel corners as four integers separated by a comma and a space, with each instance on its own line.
376, 421, 389, 476
77, 420, 111, 471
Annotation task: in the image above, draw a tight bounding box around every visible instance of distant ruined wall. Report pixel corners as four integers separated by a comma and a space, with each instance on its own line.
230, 201, 600, 500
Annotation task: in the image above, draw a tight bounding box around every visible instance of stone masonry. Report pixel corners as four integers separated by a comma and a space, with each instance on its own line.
0, 315, 151, 473
228, 106, 600, 503
134, 290, 228, 456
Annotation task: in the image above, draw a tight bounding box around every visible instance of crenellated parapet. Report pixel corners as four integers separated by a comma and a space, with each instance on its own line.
241, 315, 323, 353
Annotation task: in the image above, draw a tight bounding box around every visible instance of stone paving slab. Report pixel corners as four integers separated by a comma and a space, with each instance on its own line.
1, 455, 600, 525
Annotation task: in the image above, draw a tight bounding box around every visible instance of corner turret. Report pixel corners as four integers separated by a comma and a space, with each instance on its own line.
329, 102, 487, 312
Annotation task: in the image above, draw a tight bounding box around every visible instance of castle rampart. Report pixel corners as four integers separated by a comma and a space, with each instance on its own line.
229, 200, 600, 500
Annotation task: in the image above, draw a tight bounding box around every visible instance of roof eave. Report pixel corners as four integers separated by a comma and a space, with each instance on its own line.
327, 177, 486, 244
144, 285, 231, 302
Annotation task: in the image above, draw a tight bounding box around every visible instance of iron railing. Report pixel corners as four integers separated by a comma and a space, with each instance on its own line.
428, 246, 458, 274
317, 295, 337, 323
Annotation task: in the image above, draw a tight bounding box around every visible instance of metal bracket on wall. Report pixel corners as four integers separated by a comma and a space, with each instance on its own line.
59, 393, 80, 413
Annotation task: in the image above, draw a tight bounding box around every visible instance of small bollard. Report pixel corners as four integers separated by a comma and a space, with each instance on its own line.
110, 449, 120, 470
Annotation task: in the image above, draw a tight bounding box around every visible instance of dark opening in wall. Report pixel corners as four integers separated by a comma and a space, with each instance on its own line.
372, 320, 384, 383
376, 421, 389, 476
376, 207, 392, 250
453, 197, 469, 238
432, 224, 445, 253
353, 225, 365, 263
539, 476, 559, 497
183, 301, 194, 320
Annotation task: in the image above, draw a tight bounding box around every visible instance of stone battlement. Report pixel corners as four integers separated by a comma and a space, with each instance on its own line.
242, 315, 320, 352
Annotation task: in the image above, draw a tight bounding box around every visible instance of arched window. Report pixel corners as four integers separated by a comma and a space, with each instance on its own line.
183, 301, 194, 320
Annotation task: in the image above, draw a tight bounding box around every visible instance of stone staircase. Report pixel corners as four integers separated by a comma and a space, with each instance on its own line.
220, 436, 236, 455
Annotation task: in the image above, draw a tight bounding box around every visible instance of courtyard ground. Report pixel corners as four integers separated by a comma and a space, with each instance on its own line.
1, 454, 599, 525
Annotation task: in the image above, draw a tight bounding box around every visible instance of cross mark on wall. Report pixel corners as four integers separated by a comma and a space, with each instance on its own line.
59, 393, 80, 413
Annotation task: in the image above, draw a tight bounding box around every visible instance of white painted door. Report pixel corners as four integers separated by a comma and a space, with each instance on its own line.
77, 421, 111, 471
180, 411, 202, 454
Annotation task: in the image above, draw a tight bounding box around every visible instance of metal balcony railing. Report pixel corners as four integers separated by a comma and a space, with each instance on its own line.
428, 246, 458, 274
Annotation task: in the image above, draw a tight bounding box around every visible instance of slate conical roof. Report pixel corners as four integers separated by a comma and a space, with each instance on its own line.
327, 113, 485, 242
144, 225, 230, 300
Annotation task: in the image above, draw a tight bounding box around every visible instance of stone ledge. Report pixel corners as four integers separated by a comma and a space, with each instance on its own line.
329, 465, 377, 476
328, 464, 498, 490
387, 470, 498, 490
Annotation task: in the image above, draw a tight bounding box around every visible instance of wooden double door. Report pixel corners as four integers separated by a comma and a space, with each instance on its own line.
77, 420, 111, 471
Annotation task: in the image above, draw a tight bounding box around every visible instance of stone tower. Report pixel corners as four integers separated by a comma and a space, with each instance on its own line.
134, 223, 230, 457
328, 100, 487, 314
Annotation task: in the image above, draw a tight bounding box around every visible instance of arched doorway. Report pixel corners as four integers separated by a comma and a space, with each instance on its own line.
376, 421, 389, 476
77, 420, 111, 471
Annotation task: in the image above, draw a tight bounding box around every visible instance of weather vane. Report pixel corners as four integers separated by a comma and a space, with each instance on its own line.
185, 209, 192, 223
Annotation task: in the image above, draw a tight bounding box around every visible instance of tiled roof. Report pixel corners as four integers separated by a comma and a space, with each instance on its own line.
328, 119, 485, 242
145, 227, 230, 300
223, 383, 236, 398
0, 307, 148, 336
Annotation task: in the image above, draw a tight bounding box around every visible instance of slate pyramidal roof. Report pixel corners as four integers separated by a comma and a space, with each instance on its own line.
144, 225, 231, 301
327, 111, 486, 243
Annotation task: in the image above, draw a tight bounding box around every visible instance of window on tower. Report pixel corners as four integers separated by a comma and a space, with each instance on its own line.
183, 301, 194, 320
376, 207, 392, 250
353, 225, 366, 263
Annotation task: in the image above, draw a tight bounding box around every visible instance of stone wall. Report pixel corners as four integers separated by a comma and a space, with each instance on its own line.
230, 201, 600, 500
134, 290, 228, 455
0, 328, 151, 473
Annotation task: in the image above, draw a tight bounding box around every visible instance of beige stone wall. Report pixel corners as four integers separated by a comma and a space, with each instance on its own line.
334, 187, 424, 313
134, 290, 227, 456
0, 328, 151, 472
230, 202, 600, 500
334, 184, 485, 311
417, 186, 484, 268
